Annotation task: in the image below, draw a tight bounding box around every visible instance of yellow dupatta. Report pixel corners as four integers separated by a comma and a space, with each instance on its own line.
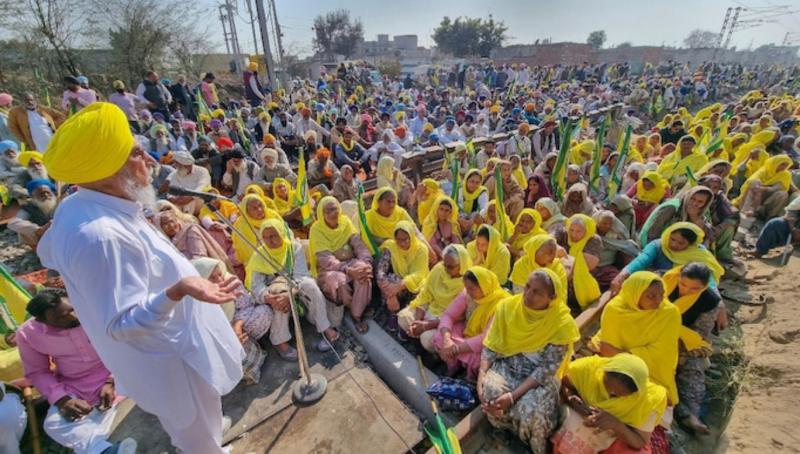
662, 267, 711, 352
509, 234, 567, 288
732, 155, 793, 207
510, 208, 546, 252
467, 225, 511, 285
569, 140, 595, 166
421, 196, 461, 241
568, 354, 668, 429
244, 218, 293, 289
308, 196, 358, 276
657, 136, 708, 181
461, 169, 487, 214
731, 142, 768, 178
376, 155, 405, 192
380, 220, 430, 293
232, 194, 283, 265
595, 271, 681, 404
566, 214, 601, 309
660, 222, 724, 282
463, 266, 510, 337
409, 244, 471, 316
483, 267, 579, 376
198, 186, 240, 222
364, 187, 415, 241
417, 178, 444, 222
697, 159, 733, 193
635, 171, 667, 204
244, 183, 279, 212
271, 177, 295, 215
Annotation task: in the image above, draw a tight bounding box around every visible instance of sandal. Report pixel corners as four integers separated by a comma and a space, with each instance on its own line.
354, 319, 370, 334
276, 345, 298, 361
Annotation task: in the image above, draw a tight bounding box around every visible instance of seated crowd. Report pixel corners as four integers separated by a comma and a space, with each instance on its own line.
0, 59, 799, 453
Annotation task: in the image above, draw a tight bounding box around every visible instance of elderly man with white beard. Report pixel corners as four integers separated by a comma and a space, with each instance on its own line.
38, 103, 244, 453
254, 147, 296, 184
166, 150, 211, 214
8, 179, 57, 247
0, 140, 25, 184
221, 147, 260, 199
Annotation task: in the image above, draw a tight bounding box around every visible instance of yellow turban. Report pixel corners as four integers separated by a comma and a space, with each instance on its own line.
44, 102, 134, 184
212, 108, 225, 119
18, 151, 44, 167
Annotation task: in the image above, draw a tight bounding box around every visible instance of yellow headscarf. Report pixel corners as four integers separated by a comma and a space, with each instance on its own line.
376, 155, 405, 192
244, 183, 279, 212
697, 159, 733, 193
595, 271, 681, 404
566, 214, 601, 309
635, 170, 667, 204
232, 194, 283, 265
421, 196, 461, 241
467, 225, 511, 285
509, 234, 567, 288
510, 208, 546, 251
569, 140, 595, 166
409, 244, 471, 316
662, 266, 712, 352
732, 155, 793, 207
244, 218, 293, 289
44, 102, 134, 184
483, 267, 579, 373
364, 187, 415, 241
657, 136, 708, 181
660, 222, 724, 282
417, 178, 444, 222
380, 221, 430, 293
308, 196, 358, 276
568, 354, 668, 429
198, 186, 240, 222
731, 142, 768, 178
18, 151, 44, 168
461, 169, 488, 214
463, 266, 510, 337
271, 177, 296, 215
511, 162, 527, 189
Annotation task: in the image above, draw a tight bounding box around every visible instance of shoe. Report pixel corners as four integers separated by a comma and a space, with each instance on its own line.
222, 415, 232, 435
104, 438, 137, 454
316, 338, 333, 352
277, 345, 298, 361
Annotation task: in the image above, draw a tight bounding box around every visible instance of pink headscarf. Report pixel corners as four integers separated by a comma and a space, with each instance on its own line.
0, 93, 12, 107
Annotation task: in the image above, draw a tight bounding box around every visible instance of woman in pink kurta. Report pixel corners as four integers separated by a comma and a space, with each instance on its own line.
432, 266, 510, 380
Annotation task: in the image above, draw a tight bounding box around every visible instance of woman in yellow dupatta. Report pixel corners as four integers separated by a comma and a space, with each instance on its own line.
232, 194, 283, 265
198, 185, 240, 224
271, 177, 296, 216
398, 244, 471, 352
483, 200, 515, 237
555, 354, 668, 452
594, 271, 681, 406
243, 183, 279, 212
568, 140, 595, 166
629, 135, 651, 163
467, 225, 511, 285
377, 220, 430, 313
479, 267, 579, 452
662, 263, 724, 434
732, 155, 793, 219
363, 187, 416, 247
507, 208, 546, 259
657, 135, 708, 183
660, 222, 724, 282
415, 178, 444, 222
635, 170, 668, 204
566, 214, 601, 312
509, 155, 528, 189
308, 196, 359, 276
421, 196, 463, 259
432, 266, 510, 379
722, 132, 748, 161
509, 233, 567, 291
697, 159, 733, 194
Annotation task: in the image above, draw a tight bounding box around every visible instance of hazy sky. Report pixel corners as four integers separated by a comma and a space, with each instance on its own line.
203, 0, 800, 57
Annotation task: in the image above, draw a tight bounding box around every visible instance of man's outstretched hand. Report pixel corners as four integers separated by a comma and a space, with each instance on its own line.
167, 276, 241, 304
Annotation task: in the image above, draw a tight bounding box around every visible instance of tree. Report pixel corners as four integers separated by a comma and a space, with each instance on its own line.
312, 10, 363, 59
683, 29, 718, 49
21, 0, 87, 75
586, 30, 606, 49
432, 15, 508, 58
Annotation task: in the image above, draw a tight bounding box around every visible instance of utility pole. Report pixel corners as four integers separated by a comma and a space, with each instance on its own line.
219, 0, 244, 73
782, 32, 790, 46
713, 7, 732, 60
219, 6, 232, 54
254, 0, 278, 88
245, 0, 260, 55
722, 7, 743, 50
268, 0, 288, 87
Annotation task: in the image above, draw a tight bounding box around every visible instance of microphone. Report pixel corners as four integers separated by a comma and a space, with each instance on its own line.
167, 186, 230, 202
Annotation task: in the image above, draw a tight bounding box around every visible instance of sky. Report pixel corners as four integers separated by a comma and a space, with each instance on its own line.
203, 0, 800, 57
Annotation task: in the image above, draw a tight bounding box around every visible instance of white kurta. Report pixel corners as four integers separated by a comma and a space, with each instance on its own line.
38, 189, 244, 431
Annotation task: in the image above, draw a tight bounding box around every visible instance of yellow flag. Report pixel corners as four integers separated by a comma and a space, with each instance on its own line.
295, 152, 313, 225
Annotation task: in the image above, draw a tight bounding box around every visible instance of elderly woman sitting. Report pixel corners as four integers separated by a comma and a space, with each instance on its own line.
376, 221, 430, 325
309, 197, 374, 333
155, 209, 231, 266
478, 268, 579, 452
732, 155, 793, 221
467, 225, 511, 286
432, 266, 510, 380
421, 196, 463, 260
398, 244, 471, 351
564, 214, 603, 314
593, 210, 640, 289
246, 219, 340, 358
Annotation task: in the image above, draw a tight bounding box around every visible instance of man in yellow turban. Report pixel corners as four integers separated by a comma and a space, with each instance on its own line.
39, 102, 244, 453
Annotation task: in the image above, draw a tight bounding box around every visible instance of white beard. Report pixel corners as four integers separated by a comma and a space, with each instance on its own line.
120, 169, 157, 212
32, 197, 57, 216
1, 156, 19, 168
28, 168, 48, 180
177, 167, 191, 177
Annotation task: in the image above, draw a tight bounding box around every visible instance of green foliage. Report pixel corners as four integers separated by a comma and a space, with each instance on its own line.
683, 29, 718, 49
587, 30, 607, 49
431, 15, 507, 58
375, 60, 401, 79
313, 9, 364, 59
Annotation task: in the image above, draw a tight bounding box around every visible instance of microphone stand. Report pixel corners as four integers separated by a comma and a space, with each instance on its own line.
204, 200, 327, 403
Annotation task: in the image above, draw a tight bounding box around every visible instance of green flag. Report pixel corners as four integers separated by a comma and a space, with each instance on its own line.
588, 118, 606, 195
494, 166, 510, 241
356, 183, 380, 257
606, 125, 633, 201
550, 119, 575, 201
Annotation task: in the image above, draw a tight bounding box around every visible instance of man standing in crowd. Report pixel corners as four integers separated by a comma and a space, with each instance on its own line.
7, 93, 63, 152
135, 71, 172, 121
